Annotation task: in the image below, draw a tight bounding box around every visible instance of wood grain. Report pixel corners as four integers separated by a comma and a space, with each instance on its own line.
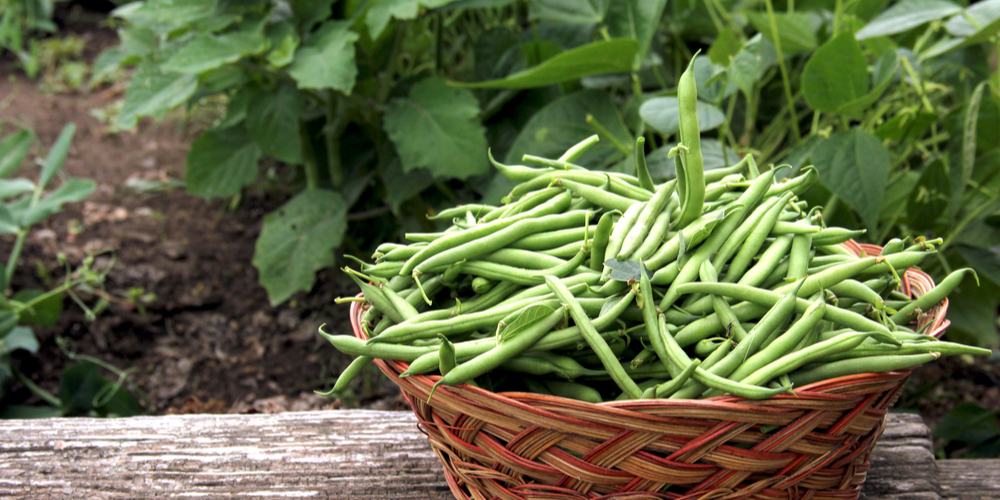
0, 411, 995, 499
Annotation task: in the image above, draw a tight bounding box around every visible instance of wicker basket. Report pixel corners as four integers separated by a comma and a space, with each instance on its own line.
351, 242, 950, 500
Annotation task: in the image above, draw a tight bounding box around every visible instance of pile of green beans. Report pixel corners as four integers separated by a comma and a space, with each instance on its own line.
321, 61, 987, 403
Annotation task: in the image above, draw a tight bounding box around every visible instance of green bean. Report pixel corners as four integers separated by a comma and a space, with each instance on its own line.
379, 243, 427, 263
479, 248, 571, 270
487, 149, 553, 181
557, 178, 637, 212
438, 334, 457, 375
538, 241, 589, 258
645, 206, 734, 269
810, 227, 867, 246
510, 225, 595, 251
555, 135, 600, 162
632, 210, 672, 261
727, 297, 826, 383
787, 353, 940, 386
618, 180, 677, 259
723, 192, 795, 283
321, 331, 436, 361
763, 166, 818, 197
414, 209, 592, 275
590, 211, 615, 271
889, 268, 976, 324
695, 338, 729, 358
770, 221, 822, 235
739, 331, 878, 387
471, 277, 495, 294
712, 197, 781, 271
739, 234, 794, 287
544, 380, 603, 403
699, 261, 749, 342
700, 337, 732, 370
827, 279, 885, 309
327, 355, 373, 394
630, 347, 657, 369
674, 56, 706, 230
545, 276, 643, 398
347, 272, 407, 324
786, 233, 812, 281
401, 191, 572, 276
602, 201, 645, 276
643, 359, 699, 399
431, 305, 566, 398
881, 238, 907, 255
635, 137, 655, 192
817, 340, 991, 362
511, 170, 651, 202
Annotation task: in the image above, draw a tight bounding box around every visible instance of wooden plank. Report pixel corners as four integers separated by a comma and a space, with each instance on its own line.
0, 411, 975, 500
938, 459, 1000, 500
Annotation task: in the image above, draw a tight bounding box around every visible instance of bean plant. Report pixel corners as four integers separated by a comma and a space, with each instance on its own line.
0, 124, 143, 418
98, 0, 999, 350
0, 0, 65, 77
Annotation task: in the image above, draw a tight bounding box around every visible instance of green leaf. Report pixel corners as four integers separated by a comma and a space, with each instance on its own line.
116, 62, 198, 129
40, 124, 76, 189
0, 129, 34, 179
112, 0, 216, 35
218, 87, 250, 129
707, 27, 743, 66
185, 127, 261, 199
497, 304, 557, 343
266, 22, 300, 68
378, 155, 434, 215
728, 34, 776, 98
0, 179, 35, 200
0, 205, 19, 235
14, 179, 97, 227
959, 82, 987, 206
383, 77, 488, 179
879, 170, 919, 223
604, 259, 650, 282
505, 90, 632, 169
855, 0, 962, 39
253, 189, 347, 305
802, 32, 870, 115
246, 83, 305, 165
945, 0, 1000, 37
0, 405, 63, 419
875, 110, 937, 141
452, 39, 638, 89
0, 327, 39, 355
365, 0, 462, 39
13, 289, 62, 328
933, 403, 1000, 444
906, 159, 950, 231
959, 245, 1000, 288
287, 20, 359, 92
944, 278, 999, 348
746, 11, 818, 55
528, 0, 609, 25
161, 32, 268, 74
639, 97, 726, 136
605, 0, 668, 70
292, 0, 338, 31
811, 128, 890, 232
59, 362, 143, 417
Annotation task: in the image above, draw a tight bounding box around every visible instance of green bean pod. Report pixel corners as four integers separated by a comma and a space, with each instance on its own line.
590, 211, 615, 271
889, 268, 976, 324
787, 353, 940, 386
674, 55, 706, 230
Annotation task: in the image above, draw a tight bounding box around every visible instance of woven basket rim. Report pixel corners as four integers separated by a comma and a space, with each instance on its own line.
352, 241, 950, 410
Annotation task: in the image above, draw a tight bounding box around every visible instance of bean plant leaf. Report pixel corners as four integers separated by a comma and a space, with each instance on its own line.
115, 62, 198, 129
40, 124, 75, 189
287, 20, 359, 92
161, 32, 268, 74
811, 128, 890, 232
0, 327, 38, 355
855, 0, 962, 39
365, 0, 462, 39
746, 11, 818, 55
528, 0, 609, 25
505, 90, 632, 169
253, 189, 347, 305
605, 0, 667, 70
933, 403, 1000, 444
707, 28, 743, 66
185, 127, 261, 199
802, 32, 869, 115
292, 0, 339, 31
946, 0, 1000, 36
643, 139, 734, 178
604, 259, 650, 282
378, 155, 434, 214
112, 0, 217, 35
838, 50, 900, 117
875, 110, 937, 141
383, 77, 488, 179
639, 97, 725, 136
497, 304, 557, 343
13, 289, 63, 327
944, 280, 1000, 348
0, 205, 19, 234
14, 178, 97, 227
906, 159, 950, 231
728, 34, 776, 97
452, 39, 638, 89
958, 82, 987, 209
958, 245, 1000, 287
59, 361, 144, 417
0, 129, 34, 178
0, 179, 35, 200
246, 83, 306, 165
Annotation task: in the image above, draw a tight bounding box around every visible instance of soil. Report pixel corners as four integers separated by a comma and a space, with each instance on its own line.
0, 8, 996, 454
0, 12, 404, 416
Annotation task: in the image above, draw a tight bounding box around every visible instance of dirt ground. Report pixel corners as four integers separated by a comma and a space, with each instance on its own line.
0, 10, 996, 446
0, 18, 403, 415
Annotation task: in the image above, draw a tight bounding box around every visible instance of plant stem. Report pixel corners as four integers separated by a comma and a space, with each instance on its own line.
325, 90, 346, 190
586, 114, 630, 155
13, 367, 61, 407
299, 121, 320, 191
4, 229, 27, 290
764, 0, 802, 141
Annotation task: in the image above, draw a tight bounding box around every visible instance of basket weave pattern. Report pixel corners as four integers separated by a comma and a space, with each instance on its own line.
351, 242, 950, 500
